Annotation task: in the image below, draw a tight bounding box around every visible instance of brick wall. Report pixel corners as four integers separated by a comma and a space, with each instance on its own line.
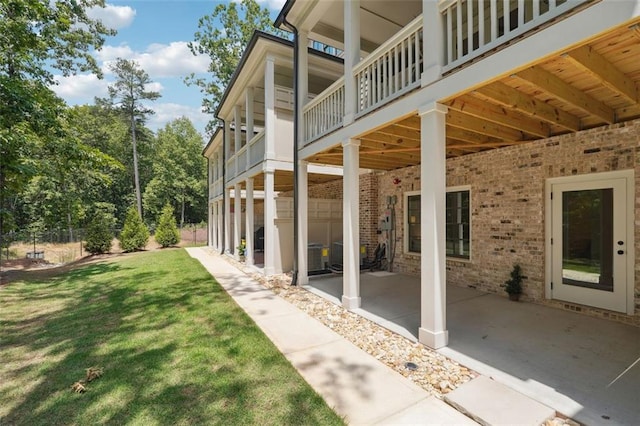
375, 119, 640, 326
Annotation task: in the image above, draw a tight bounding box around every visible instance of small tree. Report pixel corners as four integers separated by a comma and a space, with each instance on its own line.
120, 206, 149, 252
155, 204, 180, 248
85, 208, 115, 255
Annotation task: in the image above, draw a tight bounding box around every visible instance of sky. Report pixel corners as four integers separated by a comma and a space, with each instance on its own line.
51, 0, 286, 139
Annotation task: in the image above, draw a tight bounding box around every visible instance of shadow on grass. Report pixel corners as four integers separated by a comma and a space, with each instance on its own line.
1, 250, 343, 425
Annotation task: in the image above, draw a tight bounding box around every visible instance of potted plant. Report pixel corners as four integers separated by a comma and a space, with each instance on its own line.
503, 264, 524, 301
236, 239, 246, 261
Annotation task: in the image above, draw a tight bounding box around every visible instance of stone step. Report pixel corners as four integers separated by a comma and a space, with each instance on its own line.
445, 375, 556, 426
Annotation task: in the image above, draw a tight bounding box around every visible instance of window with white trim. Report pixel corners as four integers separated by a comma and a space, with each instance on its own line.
405, 188, 471, 259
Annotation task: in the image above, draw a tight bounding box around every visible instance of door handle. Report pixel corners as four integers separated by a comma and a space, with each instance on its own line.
617, 250, 625, 255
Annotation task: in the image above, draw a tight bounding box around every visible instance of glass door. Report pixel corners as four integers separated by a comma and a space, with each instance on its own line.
551, 177, 629, 313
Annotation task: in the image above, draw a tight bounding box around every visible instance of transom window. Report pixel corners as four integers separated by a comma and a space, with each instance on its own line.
405, 188, 471, 259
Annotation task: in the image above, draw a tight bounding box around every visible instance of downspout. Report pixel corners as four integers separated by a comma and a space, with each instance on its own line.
281, 19, 300, 286
219, 118, 227, 255
206, 156, 211, 247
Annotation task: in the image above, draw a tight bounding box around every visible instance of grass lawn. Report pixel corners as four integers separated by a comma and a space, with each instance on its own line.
0, 249, 344, 425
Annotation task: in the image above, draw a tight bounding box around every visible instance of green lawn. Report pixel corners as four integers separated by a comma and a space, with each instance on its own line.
0, 249, 344, 425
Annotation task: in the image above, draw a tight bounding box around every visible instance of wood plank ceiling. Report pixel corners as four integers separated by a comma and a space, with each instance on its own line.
238, 170, 340, 192
308, 21, 640, 171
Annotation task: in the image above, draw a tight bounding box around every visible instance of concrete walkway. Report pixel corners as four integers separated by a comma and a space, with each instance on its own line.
186, 247, 475, 425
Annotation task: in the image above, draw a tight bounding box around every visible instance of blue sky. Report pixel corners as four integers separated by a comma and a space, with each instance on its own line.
52, 1, 285, 139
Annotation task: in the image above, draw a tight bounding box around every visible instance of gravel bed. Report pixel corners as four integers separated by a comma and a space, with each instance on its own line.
213, 251, 576, 425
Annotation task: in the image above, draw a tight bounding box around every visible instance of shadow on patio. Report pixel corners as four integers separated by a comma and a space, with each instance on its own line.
306, 272, 640, 426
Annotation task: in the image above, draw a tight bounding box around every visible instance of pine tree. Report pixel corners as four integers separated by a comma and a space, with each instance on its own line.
155, 204, 180, 248
119, 206, 149, 252
84, 208, 115, 255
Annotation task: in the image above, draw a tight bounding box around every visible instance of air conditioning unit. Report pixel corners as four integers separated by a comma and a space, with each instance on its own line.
308, 243, 330, 273
330, 241, 366, 269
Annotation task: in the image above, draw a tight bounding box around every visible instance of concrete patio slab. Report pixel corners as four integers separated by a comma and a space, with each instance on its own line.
379, 395, 478, 425
445, 376, 555, 426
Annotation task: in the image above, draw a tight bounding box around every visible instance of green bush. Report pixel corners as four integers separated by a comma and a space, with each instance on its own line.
84, 209, 115, 255
155, 204, 180, 248
120, 207, 149, 252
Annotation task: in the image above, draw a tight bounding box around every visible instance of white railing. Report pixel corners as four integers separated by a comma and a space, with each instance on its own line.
354, 15, 423, 117
226, 158, 236, 180
249, 130, 265, 167
209, 178, 223, 199
441, 0, 592, 71
236, 144, 248, 175
302, 77, 345, 145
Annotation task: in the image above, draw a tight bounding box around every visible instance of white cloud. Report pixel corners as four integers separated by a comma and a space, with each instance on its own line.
52, 74, 109, 102
87, 4, 136, 30
148, 103, 210, 134
257, 0, 286, 10
145, 82, 164, 93
99, 42, 209, 78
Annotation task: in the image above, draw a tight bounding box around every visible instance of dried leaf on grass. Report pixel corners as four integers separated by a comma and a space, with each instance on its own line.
85, 367, 103, 382
71, 381, 86, 393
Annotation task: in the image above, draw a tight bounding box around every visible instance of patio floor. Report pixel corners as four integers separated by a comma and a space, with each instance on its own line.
306, 272, 640, 426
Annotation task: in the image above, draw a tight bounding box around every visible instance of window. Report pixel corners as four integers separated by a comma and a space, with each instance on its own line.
405, 188, 471, 259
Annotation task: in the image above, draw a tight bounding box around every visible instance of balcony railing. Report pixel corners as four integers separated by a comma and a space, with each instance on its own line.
354, 15, 423, 117
209, 178, 223, 199
302, 78, 345, 145
249, 130, 265, 167
441, 0, 591, 71
226, 158, 236, 180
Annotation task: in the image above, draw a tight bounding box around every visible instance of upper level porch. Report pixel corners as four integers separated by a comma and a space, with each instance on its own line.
277, 0, 635, 152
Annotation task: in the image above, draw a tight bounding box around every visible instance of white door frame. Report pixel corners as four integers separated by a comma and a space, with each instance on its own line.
545, 170, 635, 314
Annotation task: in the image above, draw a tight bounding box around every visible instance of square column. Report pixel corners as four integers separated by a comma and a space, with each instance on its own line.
245, 178, 254, 266
234, 105, 242, 153
422, 0, 445, 85
217, 200, 224, 252
211, 202, 217, 251
343, 0, 360, 124
418, 102, 448, 349
298, 160, 309, 285
342, 138, 361, 310
264, 55, 276, 160
246, 88, 254, 170
263, 168, 276, 275
234, 183, 242, 261
224, 187, 231, 254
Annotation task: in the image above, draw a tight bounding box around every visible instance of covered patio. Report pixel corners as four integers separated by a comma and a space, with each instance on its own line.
305, 273, 640, 425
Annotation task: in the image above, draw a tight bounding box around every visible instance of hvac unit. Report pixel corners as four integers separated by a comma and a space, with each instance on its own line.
330, 242, 366, 270
308, 243, 330, 273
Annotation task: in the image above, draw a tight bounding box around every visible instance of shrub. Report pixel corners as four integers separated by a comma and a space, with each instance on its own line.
155, 204, 180, 248
84, 209, 115, 255
119, 207, 149, 252
503, 264, 524, 296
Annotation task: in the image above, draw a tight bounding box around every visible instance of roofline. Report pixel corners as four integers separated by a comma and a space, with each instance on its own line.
274, 0, 295, 28
215, 29, 343, 118
202, 126, 223, 157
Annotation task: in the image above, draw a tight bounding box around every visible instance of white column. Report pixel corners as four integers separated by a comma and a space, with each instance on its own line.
224, 187, 231, 254
245, 178, 254, 266
264, 55, 276, 160
208, 202, 214, 248
422, 0, 445, 85
212, 202, 218, 251
342, 138, 361, 309
234, 105, 242, 153
418, 102, 448, 349
298, 160, 309, 285
245, 88, 254, 170
224, 119, 231, 160
233, 183, 242, 260
263, 168, 276, 275
217, 200, 224, 252
343, 0, 360, 125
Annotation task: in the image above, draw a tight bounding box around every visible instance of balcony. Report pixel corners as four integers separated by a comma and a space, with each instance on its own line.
209, 177, 223, 200
225, 130, 266, 182
301, 0, 594, 146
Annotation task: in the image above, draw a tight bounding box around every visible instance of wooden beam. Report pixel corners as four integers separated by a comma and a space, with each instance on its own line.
564, 45, 639, 104
448, 94, 551, 138
359, 132, 420, 148
375, 123, 421, 142
315, 147, 420, 157
445, 126, 506, 145
475, 82, 581, 131
514, 66, 615, 124
447, 109, 527, 141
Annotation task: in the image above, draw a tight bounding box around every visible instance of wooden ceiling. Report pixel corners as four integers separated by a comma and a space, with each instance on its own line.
308, 21, 640, 171
237, 169, 341, 192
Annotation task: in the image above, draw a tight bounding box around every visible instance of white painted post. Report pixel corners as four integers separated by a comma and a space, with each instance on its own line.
265, 55, 276, 160
234, 105, 242, 153
234, 183, 242, 261
246, 178, 254, 266
246, 88, 254, 170
423, 0, 445, 85
224, 187, 231, 254
263, 167, 276, 275
298, 160, 309, 285
343, 0, 360, 124
342, 138, 361, 310
418, 102, 448, 349
217, 200, 223, 252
